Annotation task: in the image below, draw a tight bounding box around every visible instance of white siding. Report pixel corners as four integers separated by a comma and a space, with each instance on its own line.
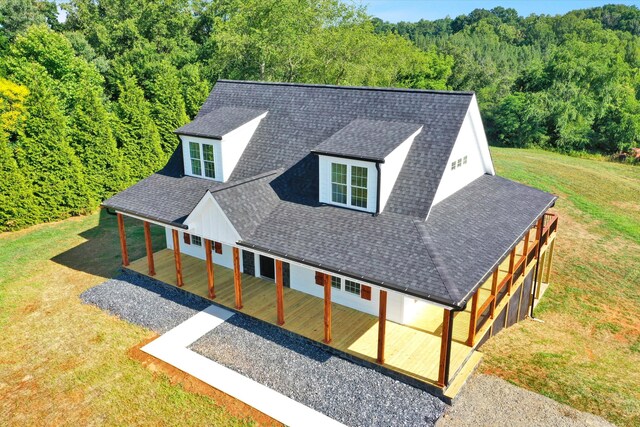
183, 192, 241, 246
431, 96, 495, 206
318, 155, 378, 213
180, 135, 223, 181
165, 229, 238, 271
219, 113, 267, 181
378, 127, 421, 212
401, 297, 430, 324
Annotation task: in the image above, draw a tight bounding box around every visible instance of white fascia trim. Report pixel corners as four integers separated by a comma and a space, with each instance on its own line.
183, 190, 242, 245
114, 210, 189, 232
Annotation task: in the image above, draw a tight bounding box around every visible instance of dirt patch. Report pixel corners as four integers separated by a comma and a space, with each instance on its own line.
128, 337, 283, 427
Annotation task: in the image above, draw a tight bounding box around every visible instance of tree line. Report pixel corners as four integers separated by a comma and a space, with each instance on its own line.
1, 1, 638, 232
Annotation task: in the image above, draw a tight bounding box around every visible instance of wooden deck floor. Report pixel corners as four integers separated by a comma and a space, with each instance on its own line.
127, 249, 480, 390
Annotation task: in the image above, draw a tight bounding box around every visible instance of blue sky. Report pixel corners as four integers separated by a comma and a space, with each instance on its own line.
363, 1, 640, 22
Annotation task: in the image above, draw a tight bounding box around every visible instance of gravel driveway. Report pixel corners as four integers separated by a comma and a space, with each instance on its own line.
437, 374, 614, 427
81, 273, 615, 427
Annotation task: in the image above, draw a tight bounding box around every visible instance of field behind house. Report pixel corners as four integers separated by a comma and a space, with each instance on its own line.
0, 148, 638, 426
484, 148, 640, 427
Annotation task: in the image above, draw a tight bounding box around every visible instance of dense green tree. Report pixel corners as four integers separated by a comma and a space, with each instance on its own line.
112, 69, 164, 183
13, 69, 91, 220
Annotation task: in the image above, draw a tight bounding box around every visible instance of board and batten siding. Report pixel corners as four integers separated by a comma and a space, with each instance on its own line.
179, 112, 267, 182
182, 191, 241, 246
431, 95, 495, 207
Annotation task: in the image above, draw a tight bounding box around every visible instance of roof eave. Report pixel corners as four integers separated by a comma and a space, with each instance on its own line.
311, 150, 385, 164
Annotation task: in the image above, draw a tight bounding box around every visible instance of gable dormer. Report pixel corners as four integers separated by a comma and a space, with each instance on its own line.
175, 106, 267, 182
313, 119, 422, 213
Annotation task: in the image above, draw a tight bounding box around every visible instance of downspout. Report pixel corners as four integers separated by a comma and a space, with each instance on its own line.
375, 162, 382, 216
530, 216, 545, 319
444, 304, 466, 387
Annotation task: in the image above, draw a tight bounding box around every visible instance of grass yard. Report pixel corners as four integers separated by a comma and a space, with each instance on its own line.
0, 148, 638, 426
0, 212, 262, 426
483, 148, 640, 427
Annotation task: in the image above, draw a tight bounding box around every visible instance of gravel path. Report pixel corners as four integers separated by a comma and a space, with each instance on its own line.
189, 314, 445, 427
437, 374, 614, 427
81, 272, 445, 426
80, 272, 210, 334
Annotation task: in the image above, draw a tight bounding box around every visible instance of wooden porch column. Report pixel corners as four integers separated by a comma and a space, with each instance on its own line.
466, 290, 479, 346
204, 239, 215, 299
275, 260, 285, 325
233, 247, 243, 309
377, 290, 388, 363
116, 213, 129, 266
535, 217, 544, 257
507, 248, 516, 295
489, 270, 498, 318
323, 274, 332, 344
437, 309, 452, 387
171, 229, 184, 287
523, 229, 531, 257
143, 221, 155, 276
543, 239, 556, 283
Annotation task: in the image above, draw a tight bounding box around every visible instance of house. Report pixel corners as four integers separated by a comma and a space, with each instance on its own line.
103, 80, 559, 398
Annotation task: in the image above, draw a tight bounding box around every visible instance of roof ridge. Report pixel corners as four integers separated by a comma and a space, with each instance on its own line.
412, 220, 463, 304
216, 79, 475, 96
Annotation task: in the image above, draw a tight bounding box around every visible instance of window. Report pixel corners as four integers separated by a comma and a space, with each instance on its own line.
457, 158, 462, 167
451, 161, 456, 170
463, 155, 468, 164
330, 162, 369, 209
203, 144, 215, 179
331, 163, 347, 204
192, 235, 202, 246
331, 276, 341, 290
345, 279, 361, 295
189, 141, 216, 179
190, 142, 201, 176
351, 166, 368, 208
451, 155, 468, 171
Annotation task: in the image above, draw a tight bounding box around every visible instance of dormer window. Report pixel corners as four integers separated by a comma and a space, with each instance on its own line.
188, 140, 217, 179
330, 163, 369, 209
313, 119, 422, 214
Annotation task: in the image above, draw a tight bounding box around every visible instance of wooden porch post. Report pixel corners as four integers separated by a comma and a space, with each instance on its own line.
507, 248, 516, 295
523, 229, 531, 257
490, 270, 498, 318
543, 239, 556, 283
323, 274, 332, 344
116, 213, 129, 266
535, 217, 544, 256
233, 247, 243, 309
204, 239, 215, 299
437, 309, 452, 387
143, 221, 155, 276
275, 260, 285, 325
377, 290, 388, 363
466, 290, 479, 346
171, 229, 184, 287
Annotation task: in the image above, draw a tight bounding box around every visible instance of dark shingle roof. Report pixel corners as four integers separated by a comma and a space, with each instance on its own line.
175, 106, 267, 139
103, 80, 557, 308
311, 119, 423, 162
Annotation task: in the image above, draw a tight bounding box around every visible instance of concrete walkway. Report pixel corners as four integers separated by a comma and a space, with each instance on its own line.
141, 304, 346, 427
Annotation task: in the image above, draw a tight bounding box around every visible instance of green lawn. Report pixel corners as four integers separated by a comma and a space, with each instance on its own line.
0, 212, 262, 426
0, 148, 638, 426
482, 148, 640, 426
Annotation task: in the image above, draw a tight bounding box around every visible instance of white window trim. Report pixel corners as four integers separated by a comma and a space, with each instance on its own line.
180, 135, 223, 182
319, 155, 377, 213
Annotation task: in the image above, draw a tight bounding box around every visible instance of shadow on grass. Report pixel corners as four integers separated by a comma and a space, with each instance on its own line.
51, 209, 166, 279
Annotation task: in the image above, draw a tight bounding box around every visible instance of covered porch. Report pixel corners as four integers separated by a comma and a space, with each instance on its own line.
125, 247, 479, 396
114, 210, 558, 399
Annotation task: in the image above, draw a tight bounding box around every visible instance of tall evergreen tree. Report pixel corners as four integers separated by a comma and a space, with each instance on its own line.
68, 85, 124, 201
113, 70, 164, 183
13, 69, 91, 220
146, 61, 189, 154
